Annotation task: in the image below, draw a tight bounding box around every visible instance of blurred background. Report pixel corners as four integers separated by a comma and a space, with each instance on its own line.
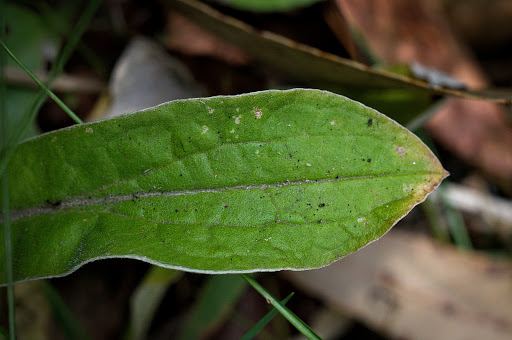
3, 0, 512, 339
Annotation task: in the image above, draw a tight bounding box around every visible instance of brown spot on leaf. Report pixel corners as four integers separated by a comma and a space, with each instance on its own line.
396, 146, 406, 158
253, 107, 263, 119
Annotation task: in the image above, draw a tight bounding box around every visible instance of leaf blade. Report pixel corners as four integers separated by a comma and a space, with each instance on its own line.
1, 89, 447, 283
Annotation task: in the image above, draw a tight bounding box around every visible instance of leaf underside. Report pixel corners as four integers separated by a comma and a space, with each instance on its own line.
0, 89, 447, 284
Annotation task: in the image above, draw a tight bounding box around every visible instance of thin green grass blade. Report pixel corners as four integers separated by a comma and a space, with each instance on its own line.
241, 274, 320, 340
0, 1, 15, 338
0, 0, 6, 151
126, 267, 183, 340
0, 41, 83, 124
0, 0, 100, 178
241, 292, 294, 340
440, 185, 473, 249
21, 0, 101, 132
421, 196, 450, 243
406, 98, 447, 132
43, 0, 101, 86
178, 275, 247, 340
36, 1, 107, 75
43, 281, 91, 340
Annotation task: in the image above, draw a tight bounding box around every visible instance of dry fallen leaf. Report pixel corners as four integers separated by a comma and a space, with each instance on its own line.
165, 12, 250, 65
283, 230, 512, 340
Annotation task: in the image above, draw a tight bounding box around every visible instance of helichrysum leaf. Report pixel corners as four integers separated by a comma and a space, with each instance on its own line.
0, 89, 447, 284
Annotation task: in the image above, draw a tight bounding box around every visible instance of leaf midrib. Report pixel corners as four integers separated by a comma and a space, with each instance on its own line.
8, 171, 440, 222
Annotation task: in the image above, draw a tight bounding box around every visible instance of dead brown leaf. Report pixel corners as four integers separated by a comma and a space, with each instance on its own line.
165, 12, 250, 66
283, 230, 512, 340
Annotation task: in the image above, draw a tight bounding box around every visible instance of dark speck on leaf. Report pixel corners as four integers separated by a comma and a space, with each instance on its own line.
224, 205, 228, 208
317, 219, 322, 224
319, 203, 325, 207
367, 158, 372, 163
336, 175, 339, 179
46, 199, 62, 207
368, 118, 373, 126
175, 209, 179, 213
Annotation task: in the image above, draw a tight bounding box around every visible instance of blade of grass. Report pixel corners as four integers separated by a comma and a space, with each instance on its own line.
440, 185, 473, 249
126, 267, 183, 340
178, 275, 247, 340
1, 174, 14, 340
1, 1, 15, 339
25, 0, 102, 111
16, 0, 101, 137
37, 2, 107, 76
42, 281, 91, 340
241, 292, 294, 340
0, 0, 101, 179
0, 0, 5, 151
0, 0, 100, 178
241, 274, 321, 340
406, 97, 447, 132
0, 41, 82, 124
422, 197, 450, 243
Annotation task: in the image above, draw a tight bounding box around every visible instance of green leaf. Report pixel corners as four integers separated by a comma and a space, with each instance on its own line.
1, 89, 447, 284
